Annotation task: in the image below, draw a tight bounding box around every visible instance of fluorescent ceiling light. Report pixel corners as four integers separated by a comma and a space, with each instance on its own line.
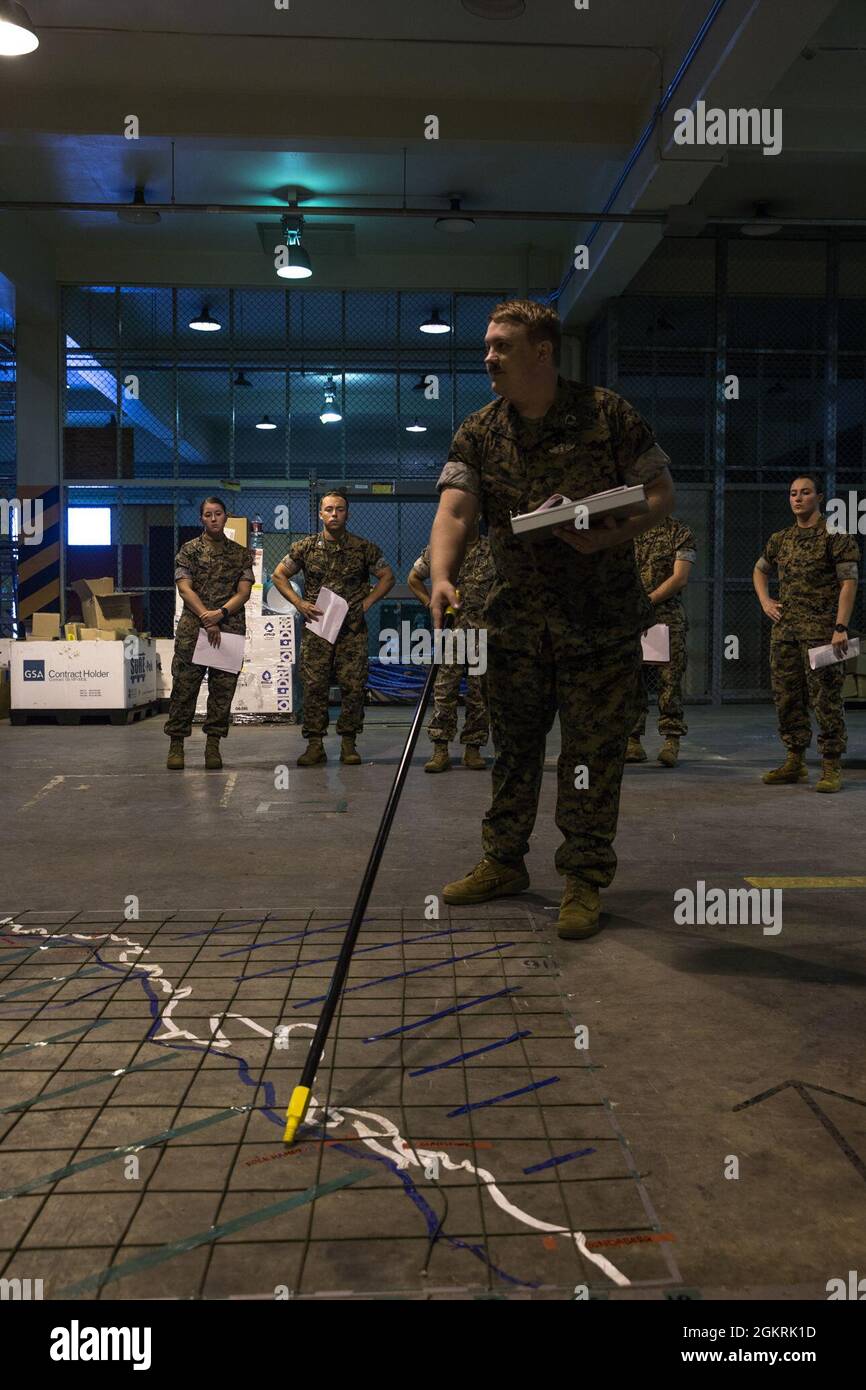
0, 2, 39, 56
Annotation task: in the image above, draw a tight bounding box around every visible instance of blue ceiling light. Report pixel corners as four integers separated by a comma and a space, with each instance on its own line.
256, 413, 277, 430
276, 215, 313, 280
0, 2, 39, 55
420, 308, 450, 335
189, 303, 221, 332
320, 375, 342, 424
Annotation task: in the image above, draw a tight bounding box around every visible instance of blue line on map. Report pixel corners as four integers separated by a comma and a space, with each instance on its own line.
364, 987, 522, 1043
294, 942, 514, 1010
408, 1031, 532, 1076
447, 1076, 560, 1117
522, 1147, 596, 1174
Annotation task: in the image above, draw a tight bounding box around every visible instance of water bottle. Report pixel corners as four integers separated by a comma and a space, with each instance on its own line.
251, 514, 264, 550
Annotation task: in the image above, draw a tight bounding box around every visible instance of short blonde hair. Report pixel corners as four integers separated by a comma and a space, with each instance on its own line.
489, 299, 561, 366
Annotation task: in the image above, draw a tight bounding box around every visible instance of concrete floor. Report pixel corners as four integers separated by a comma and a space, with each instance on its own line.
1, 705, 864, 1299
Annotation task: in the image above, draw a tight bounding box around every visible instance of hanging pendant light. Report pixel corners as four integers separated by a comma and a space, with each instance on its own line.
256, 413, 277, 430
233, 369, 252, 387
276, 215, 313, 280
405, 418, 427, 432
0, 2, 39, 56
420, 308, 451, 334
189, 304, 221, 332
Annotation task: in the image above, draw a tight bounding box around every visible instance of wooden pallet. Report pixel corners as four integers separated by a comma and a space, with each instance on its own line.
10, 701, 161, 727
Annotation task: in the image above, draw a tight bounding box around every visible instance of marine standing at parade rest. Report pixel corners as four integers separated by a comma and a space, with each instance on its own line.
626, 516, 696, 768
753, 474, 859, 793
428, 300, 676, 940
408, 526, 496, 773
272, 489, 395, 766
165, 496, 254, 771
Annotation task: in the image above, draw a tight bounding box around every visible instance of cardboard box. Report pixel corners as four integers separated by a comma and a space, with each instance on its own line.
71, 577, 138, 634
80, 627, 121, 641
30, 612, 61, 641
64, 623, 82, 641
224, 516, 249, 547
11, 639, 157, 711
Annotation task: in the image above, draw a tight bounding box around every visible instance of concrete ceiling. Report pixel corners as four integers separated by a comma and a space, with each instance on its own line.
0, 0, 863, 318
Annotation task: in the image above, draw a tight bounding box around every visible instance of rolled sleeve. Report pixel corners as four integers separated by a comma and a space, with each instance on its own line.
831, 534, 860, 584
675, 547, 697, 565
438, 422, 482, 496
625, 442, 671, 488
836, 561, 859, 582
758, 533, 781, 573
174, 542, 193, 583
672, 521, 696, 566
754, 556, 773, 575
412, 546, 431, 580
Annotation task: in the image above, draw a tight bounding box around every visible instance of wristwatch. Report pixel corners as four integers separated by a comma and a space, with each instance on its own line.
220, 606, 229, 621
834, 624, 848, 633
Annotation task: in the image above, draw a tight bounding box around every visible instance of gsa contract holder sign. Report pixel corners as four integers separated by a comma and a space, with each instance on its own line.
11, 640, 157, 711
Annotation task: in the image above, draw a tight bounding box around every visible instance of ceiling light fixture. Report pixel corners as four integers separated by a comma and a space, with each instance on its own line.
405, 418, 427, 432
419, 308, 451, 335
233, 369, 252, 387
116, 187, 161, 225
0, 2, 38, 56
275, 215, 313, 279
189, 304, 221, 332
741, 202, 782, 238
320, 376, 342, 424
435, 195, 476, 234
256, 413, 277, 430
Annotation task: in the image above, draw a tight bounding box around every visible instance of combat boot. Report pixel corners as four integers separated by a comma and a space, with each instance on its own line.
298, 738, 327, 767
556, 877, 603, 941
625, 737, 647, 763
657, 737, 680, 768
815, 759, 842, 793
762, 749, 807, 785
463, 746, 487, 770
443, 856, 530, 905
340, 736, 362, 765
166, 739, 185, 771
425, 742, 451, 773
204, 736, 223, 770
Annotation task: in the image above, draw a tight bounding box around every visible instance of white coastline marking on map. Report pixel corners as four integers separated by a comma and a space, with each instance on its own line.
7, 922, 629, 1286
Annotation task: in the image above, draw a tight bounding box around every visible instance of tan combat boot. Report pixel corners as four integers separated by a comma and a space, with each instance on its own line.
657, 737, 680, 768
443, 856, 530, 905
762, 750, 807, 784
815, 759, 842, 793
556, 877, 603, 941
340, 736, 362, 765
424, 742, 451, 773
298, 738, 327, 767
166, 739, 185, 771
463, 746, 487, 770
204, 735, 223, 770
625, 737, 647, 763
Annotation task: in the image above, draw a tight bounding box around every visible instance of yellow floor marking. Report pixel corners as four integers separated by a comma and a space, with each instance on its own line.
745, 876, 866, 889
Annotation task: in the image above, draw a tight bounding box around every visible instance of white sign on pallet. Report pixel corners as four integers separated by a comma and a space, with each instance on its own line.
10, 640, 157, 710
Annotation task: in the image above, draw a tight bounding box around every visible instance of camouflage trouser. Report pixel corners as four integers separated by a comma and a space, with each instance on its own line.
482, 626, 642, 887
164, 638, 239, 739
632, 622, 688, 738
427, 660, 489, 746
770, 635, 847, 758
300, 627, 368, 738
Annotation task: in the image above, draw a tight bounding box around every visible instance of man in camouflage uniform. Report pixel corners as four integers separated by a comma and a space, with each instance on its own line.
165, 496, 254, 770
429, 300, 675, 940
272, 489, 394, 765
408, 527, 496, 772
627, 516, 696, 768
754, 475, 859, 793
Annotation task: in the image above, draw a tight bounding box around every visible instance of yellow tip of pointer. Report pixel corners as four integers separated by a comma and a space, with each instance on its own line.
283, 1085, 311, 1145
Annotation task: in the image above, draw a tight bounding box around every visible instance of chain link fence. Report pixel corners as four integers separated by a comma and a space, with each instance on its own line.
589, 236, 866, 700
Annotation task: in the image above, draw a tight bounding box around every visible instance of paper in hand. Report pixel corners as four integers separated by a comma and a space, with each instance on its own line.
808, 637, 860, 670
308, 586, 349, 645
641, 623, 670, 664
192, 628, 245, 673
